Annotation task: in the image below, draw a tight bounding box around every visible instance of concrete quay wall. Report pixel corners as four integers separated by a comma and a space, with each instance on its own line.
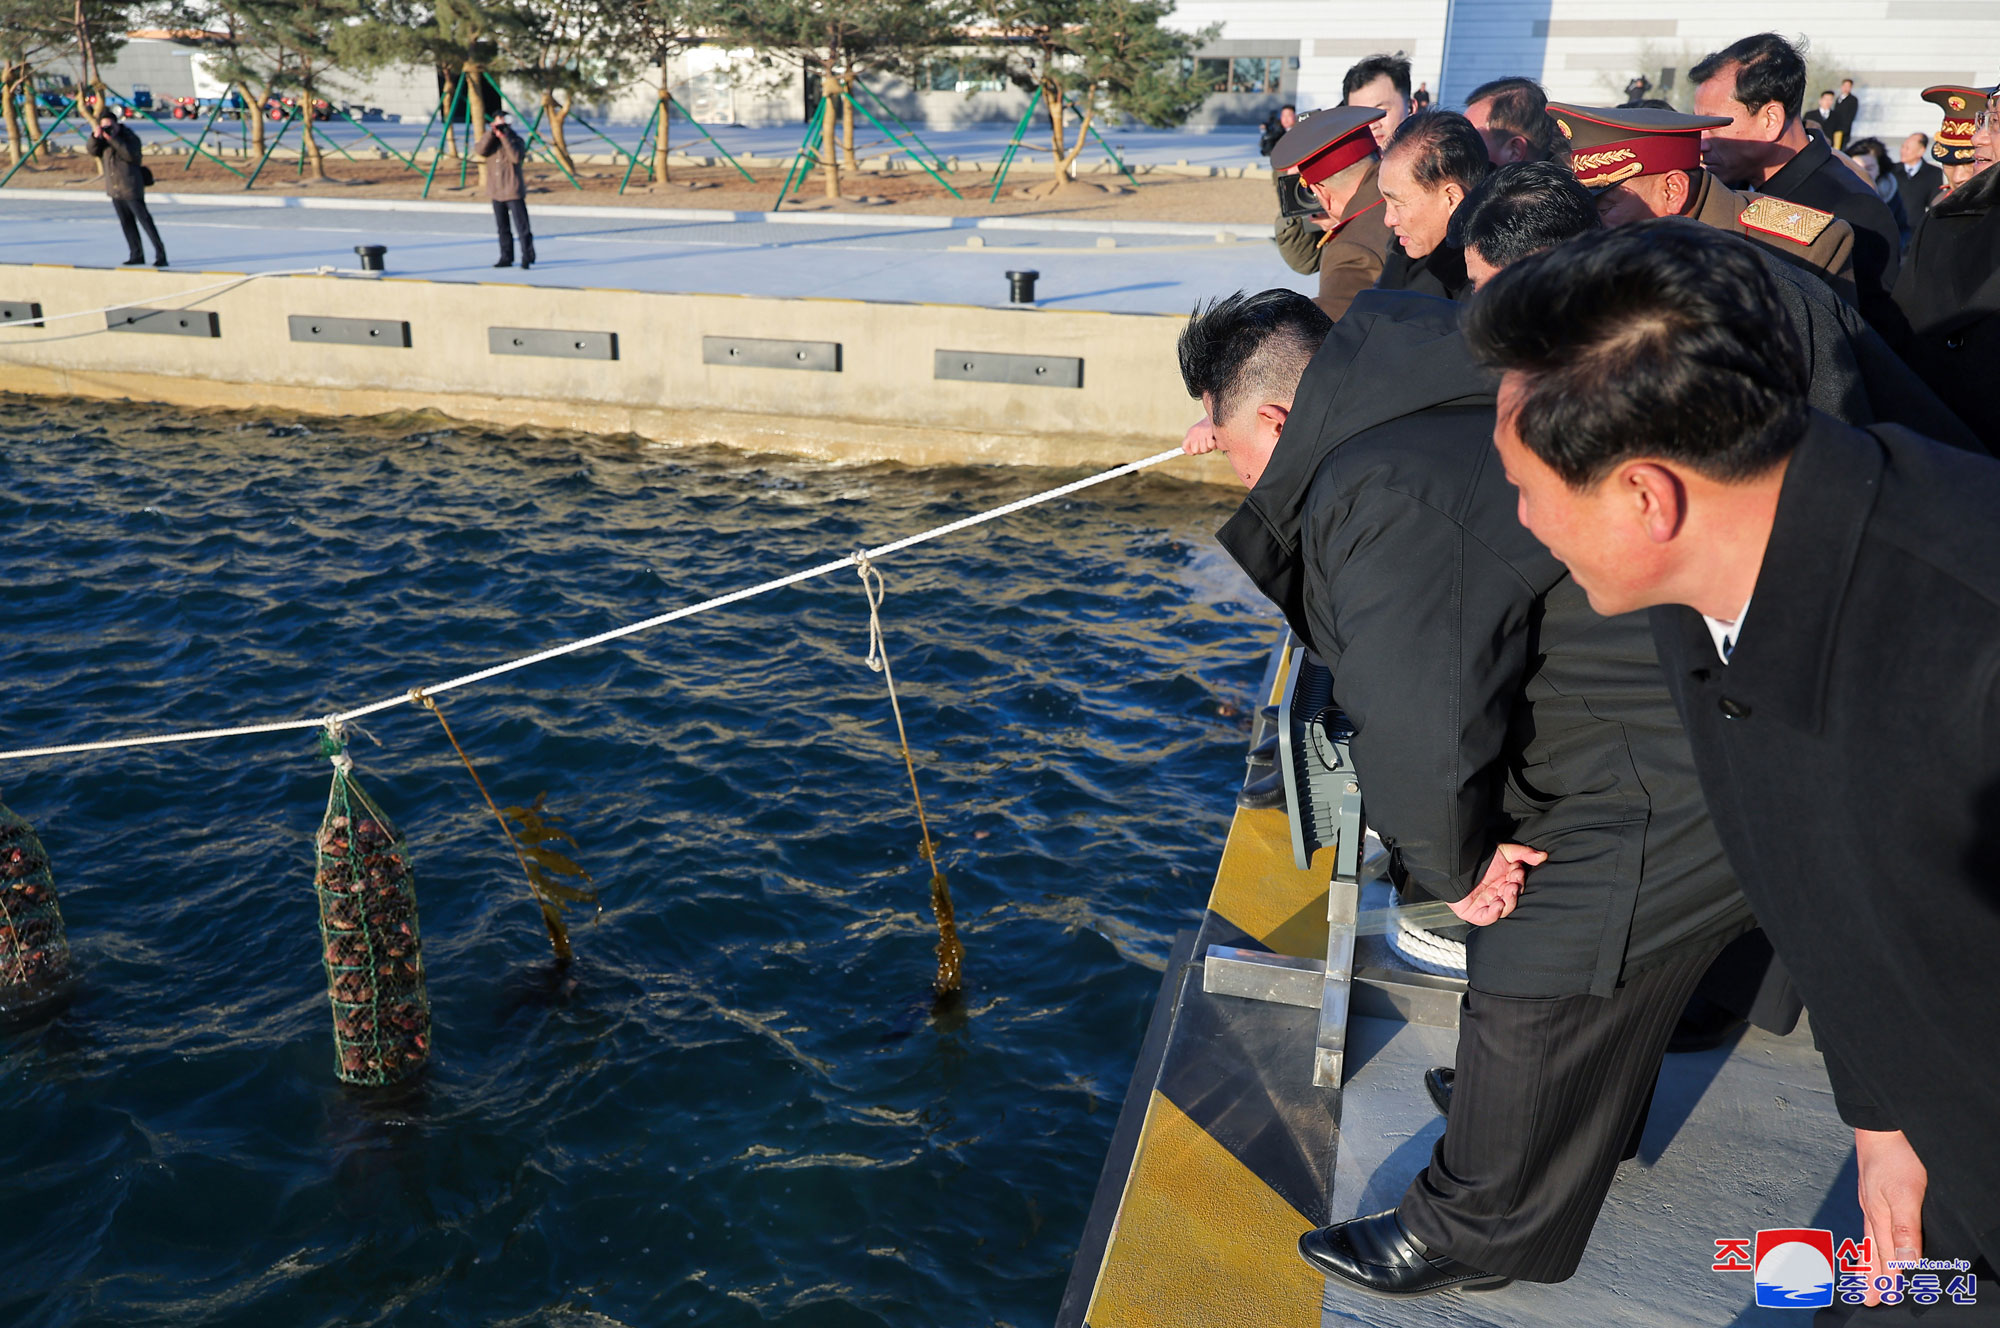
0, 264, 1231, 481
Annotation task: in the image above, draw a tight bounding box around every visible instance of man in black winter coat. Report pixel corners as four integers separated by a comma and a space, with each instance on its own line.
1471, 220, 2000, 1316
1891, 104, 1999, 450
86, 111, 166, 268
1178, 288, 1754, 1297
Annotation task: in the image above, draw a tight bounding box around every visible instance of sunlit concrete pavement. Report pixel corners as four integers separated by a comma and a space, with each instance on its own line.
0, 192, 1315, 314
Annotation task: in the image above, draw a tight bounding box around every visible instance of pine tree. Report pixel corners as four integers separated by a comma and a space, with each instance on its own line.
974, 0, 1213, 196
705, 0, 965, 200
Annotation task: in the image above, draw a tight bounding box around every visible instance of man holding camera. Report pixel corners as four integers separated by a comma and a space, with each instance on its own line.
475, 111, 535, 270
87, 109, 166, 269
1269, 107, 1393, 319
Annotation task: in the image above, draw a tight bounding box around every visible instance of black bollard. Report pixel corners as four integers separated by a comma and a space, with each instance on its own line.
354, 244, 387, 272
1006, 269, 1039, 305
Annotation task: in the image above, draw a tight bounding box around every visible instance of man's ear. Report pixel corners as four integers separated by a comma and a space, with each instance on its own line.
1442, 181, 1466, 212
1256, 401, 1291, 439
1760, 100, 1788, 140
1623, 462, 1689, 544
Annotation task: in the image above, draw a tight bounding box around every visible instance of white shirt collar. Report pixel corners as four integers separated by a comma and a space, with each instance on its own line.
1700, 595, 1753, 664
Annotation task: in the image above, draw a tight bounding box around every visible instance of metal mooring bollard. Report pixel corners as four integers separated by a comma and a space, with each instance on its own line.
354, 244, 388, 272
1006, 269, 1039, 304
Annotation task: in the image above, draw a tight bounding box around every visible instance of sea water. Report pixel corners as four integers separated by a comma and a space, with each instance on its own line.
0, 396, 1275, 1327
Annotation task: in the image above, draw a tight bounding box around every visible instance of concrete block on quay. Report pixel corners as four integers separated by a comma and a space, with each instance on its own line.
0, 263, 1232, 480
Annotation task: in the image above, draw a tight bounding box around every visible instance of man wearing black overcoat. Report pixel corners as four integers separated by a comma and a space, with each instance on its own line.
1471, 220, 1999, 1313
1176, 287, 1754, 1297
1892, 99, 1998, 450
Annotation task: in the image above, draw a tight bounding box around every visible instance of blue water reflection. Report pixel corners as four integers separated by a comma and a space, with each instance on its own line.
0, 396, 1273, 1327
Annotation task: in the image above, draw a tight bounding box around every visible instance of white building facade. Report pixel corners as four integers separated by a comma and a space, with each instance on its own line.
1168, 0, 2000, 143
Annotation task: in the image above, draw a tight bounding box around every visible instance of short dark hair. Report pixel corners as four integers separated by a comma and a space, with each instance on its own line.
1846, 136, 1892, 175
1343, 54, 1411, 102
1819, 89, 1836, 99
1384, 109, 1492, 194
1464, 221, 1808, 486
1178, 289, 1332, 427
1690, 32, 1808, 121
1464, 76, 1567, 163
1450, 161, 1601, 267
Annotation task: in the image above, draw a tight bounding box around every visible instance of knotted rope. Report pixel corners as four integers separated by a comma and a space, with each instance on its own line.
856, 552, 963, 998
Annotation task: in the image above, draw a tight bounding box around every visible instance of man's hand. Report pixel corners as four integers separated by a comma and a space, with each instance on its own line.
1856, 1128, 1927, 1305
1182, 415, 1218, 455
1449, 842, 1547, 926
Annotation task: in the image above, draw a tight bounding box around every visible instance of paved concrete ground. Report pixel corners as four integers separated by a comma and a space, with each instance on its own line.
86, 116, 1272, 170
1321, 1012, 1865, 1327
0, 192, 1313, 313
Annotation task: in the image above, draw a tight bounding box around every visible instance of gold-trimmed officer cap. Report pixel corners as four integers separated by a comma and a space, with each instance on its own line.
1271, 106, 1385, 185
1922, 84, 1996, 166
1546, 102, 1731, 189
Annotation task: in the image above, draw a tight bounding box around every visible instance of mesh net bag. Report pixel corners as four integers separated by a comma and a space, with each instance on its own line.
314, 744, 431, 1086
0, 800, 72, 1011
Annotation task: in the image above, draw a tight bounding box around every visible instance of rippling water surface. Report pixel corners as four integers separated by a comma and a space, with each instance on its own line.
0, 396, 1276, 1328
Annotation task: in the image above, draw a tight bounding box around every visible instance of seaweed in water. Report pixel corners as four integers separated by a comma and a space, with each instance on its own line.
0, 800, 73, 1011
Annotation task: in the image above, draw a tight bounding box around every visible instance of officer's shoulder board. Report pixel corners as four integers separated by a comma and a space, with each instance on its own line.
1737, 196, 1837, 247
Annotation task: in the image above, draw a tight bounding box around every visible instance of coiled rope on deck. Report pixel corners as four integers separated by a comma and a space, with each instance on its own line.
0, 446, 1188, 763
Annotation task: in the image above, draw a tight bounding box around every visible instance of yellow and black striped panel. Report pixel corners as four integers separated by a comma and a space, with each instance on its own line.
1081, 788, 1339, 1327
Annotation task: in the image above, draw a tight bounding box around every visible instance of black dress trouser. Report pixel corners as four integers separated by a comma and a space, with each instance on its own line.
492, 198, 534, 264
113, 195, 164, 262
1398, 939, 1726, 1283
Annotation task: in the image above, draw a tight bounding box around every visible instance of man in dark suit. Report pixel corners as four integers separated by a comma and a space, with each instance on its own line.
1827, 77, 1859, 148
1896, 132, 1945, 220
1692, 34, 1902, 335
1177, 288, 1753, 1297
1375, 109, 1488, 300
86, 110, 166, 268
1468, 220, 1999, 1314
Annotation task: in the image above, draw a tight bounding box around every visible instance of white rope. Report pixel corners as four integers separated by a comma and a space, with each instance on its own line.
0, 446, 1189, 763
0, 266, 345, 329
1386, 911, 1469, 978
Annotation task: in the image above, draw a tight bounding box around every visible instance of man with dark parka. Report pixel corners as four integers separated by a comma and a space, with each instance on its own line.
87, 110, 166, 268
1472, 220, 2000, 1318
1178, 287, 1753, 1297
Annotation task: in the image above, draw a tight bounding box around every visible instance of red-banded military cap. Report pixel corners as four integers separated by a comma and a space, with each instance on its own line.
1922, 84, 1995, 166
1271, 106, 1385, 185
1546, 102, 1732, 189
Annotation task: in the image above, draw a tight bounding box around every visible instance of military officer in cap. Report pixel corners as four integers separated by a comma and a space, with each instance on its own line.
1919, 83, 1992, 197
1549, 101, 1859, 305
1269, 106, 1395, 319
1894, 85, 2000, 450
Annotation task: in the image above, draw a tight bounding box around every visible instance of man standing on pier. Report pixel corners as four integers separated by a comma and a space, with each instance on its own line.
1467, 219, 1999, 1311
476, 111, 535, 271
88, 110, 166, 269
1177, 288, 1754, 1298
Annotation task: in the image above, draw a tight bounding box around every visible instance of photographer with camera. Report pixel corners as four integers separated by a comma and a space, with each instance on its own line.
475, 110, 535, 270
87, 109, 166, 269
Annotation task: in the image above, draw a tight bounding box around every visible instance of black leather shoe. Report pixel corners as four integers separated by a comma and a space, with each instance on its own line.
1246, 732, 1278, 769
1424, 1066, 1453, 1115
494, 258, 514, 268
520, 260, 533, 270
1299, 1209, 1509, 1297
1236, 768, 1286, 810
153, 256, 168, 267
122, 257, 145, 266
